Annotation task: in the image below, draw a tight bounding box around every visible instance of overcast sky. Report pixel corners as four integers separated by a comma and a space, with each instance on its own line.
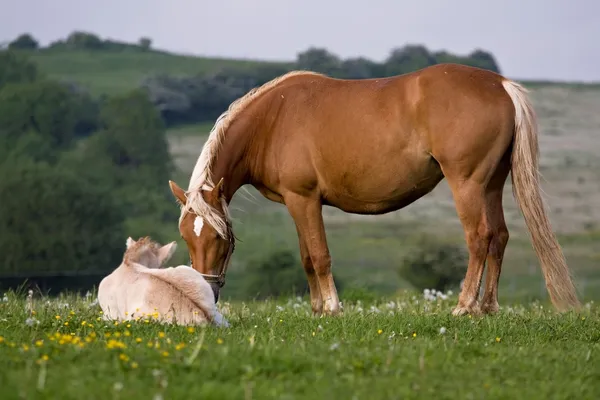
2, 0, 599, 82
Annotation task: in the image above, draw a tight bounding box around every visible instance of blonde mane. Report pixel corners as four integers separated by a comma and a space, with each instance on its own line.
179, 70, 324, 238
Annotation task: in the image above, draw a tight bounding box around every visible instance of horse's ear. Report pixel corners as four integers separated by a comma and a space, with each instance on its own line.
214, 177, 225, 199
169, 180, 186, 206
126, 237, 135, 248
157, 241, 177, 265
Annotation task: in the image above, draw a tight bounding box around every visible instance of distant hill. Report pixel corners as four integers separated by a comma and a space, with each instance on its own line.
24, 49, 290, 96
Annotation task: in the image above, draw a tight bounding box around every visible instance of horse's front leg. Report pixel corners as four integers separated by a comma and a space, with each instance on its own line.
285, 193, 341, 316
294, 226, 323, 315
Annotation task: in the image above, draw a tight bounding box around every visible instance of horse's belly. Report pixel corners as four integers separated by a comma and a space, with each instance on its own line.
321, 157, 444, 215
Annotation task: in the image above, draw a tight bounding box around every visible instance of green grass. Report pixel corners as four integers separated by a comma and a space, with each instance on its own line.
0, 291, 598, 399
23, 49, 291, 96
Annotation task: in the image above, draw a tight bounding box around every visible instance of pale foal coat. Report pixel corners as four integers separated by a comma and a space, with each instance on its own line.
97, 237, 228, 327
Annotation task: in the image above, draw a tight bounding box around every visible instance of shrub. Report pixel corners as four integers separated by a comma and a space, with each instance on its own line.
241, 248, 308, 300
397, 236, 467, 292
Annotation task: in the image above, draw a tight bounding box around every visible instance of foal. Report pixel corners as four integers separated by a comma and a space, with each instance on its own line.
97, 236, 228, 327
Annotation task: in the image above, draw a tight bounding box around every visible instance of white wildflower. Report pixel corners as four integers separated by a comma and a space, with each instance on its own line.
25, 317, 40, 326
329, 343, 340, 351
439, 327, 447, 335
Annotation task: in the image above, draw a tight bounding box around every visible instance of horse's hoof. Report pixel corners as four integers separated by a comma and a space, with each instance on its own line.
452, 302, 481, 316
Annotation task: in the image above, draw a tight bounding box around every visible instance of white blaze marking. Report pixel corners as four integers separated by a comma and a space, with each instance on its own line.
193, 216, 204, 237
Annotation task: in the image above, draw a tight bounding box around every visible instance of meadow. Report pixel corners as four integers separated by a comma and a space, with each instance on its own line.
2, 45, 600, 399
0, 290, 598, 399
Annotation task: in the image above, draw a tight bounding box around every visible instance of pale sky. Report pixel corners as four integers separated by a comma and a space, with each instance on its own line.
2, 0, 599, 82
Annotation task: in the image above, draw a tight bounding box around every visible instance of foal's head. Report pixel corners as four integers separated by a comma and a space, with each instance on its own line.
124, 236, 177, 269
168, 179, 235, 303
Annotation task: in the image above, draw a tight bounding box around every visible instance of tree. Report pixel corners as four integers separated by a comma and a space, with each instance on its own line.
65, 31, 104, 50
0, 159, 125, 275
384, 45, 436, 76
8, 33, 39, 50
0, 80, 77, 149
0, 50, 38, 90
139, 37, 152, 51
296, 47, 343, 76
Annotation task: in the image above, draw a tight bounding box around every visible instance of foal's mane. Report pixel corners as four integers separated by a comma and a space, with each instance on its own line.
123, 236, 159, 265
180, 70, 324, 238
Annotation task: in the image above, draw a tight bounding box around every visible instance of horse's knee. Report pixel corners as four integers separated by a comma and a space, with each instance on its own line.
311, 253, 332, 276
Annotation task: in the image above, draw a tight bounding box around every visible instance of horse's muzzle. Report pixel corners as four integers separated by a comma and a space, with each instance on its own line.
210, 282, 221, 303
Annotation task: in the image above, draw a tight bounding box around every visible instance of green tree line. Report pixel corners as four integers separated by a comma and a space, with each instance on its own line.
0, 50, 176, 276
5, 32, 501, 128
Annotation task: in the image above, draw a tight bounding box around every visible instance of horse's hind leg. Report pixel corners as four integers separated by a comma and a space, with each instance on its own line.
445, 178, 494, 316
480, 157, 511, 314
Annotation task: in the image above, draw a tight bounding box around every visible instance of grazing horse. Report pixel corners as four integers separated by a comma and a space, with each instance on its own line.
168, 63, 580, 316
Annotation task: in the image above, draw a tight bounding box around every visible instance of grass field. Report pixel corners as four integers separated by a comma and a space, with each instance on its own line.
164, 82, 600, 303
24, 49, 291, 96
14, 47, 600, 303
0, 291, 598, 399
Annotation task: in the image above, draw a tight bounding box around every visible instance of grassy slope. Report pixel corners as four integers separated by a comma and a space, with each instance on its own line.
22, 48, 600, 302
26, 49, 291, 96
23, 49, 600, 97
0, 292, 598, 399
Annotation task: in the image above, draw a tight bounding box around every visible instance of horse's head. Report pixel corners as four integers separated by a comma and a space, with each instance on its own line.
169, 178, 235, 303
124, 236, 177, 269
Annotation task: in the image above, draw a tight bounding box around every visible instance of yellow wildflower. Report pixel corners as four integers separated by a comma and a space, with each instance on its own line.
158, 332, 165, 339
119, 353, 130, 362
187, 327, 195, 334
35, 340, 43, 347
131, 362, 138, 369
106, 339, 127, 350
217, 338, 223, 344
377, 329, 383, 334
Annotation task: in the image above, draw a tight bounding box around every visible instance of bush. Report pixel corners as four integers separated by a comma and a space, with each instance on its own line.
397, 236, 468, 292
241, 249, 308, 300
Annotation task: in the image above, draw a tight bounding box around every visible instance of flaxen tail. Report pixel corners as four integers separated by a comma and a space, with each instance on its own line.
502, 79, 580, 312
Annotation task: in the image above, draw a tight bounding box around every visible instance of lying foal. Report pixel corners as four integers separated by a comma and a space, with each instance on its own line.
97, 236, 228, 327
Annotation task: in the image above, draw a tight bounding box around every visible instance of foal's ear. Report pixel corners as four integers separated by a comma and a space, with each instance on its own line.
126, 237, 135, 248
157, 241, 177, 265
169, 180, 186, 206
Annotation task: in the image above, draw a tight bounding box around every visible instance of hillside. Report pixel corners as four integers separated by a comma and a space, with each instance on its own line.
25, 49, 291, 96
19, 48, 598, 98
7, 44, 600, 301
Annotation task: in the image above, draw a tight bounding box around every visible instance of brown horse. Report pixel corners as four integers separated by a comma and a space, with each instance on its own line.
168, 63, 580, 316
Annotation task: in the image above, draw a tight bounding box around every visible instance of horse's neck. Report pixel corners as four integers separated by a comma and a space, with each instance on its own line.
209, 120, 253, 203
